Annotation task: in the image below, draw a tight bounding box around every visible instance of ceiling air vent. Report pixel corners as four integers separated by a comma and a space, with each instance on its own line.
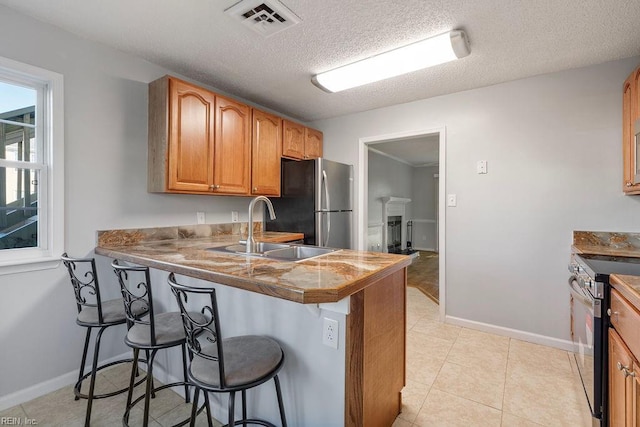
225, 0, 301, 37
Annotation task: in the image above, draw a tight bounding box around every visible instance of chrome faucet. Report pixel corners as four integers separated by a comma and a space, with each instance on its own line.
246, 196, 276, 253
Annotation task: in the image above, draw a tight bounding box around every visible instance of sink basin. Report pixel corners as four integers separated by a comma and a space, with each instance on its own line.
228, 242, 291, 253
262, 246, 336, 260
207, 242, 336, 261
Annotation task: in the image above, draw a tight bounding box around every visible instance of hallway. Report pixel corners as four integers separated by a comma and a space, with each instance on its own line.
407, 250, 439, 303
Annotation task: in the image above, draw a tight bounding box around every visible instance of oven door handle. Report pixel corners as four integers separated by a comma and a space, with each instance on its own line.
568, 275, 593, 307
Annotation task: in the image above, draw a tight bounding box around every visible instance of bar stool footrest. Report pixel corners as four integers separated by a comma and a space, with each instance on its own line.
222, 420, 278, 427
73, 357, 149, 400
123, 381, 203, 427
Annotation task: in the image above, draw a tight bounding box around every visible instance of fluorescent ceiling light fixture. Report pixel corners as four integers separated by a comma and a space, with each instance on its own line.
312, 30, 470, 93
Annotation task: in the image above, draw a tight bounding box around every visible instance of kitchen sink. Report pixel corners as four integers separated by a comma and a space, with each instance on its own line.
260, 246, 336, 260
207, 242, 336, 261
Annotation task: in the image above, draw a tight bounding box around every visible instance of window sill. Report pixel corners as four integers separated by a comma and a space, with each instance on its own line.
0, 256, 61, 276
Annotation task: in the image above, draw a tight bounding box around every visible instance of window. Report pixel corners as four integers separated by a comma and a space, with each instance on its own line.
0, 56, 63, 274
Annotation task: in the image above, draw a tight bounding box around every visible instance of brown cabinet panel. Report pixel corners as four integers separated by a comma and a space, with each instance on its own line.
346, 268, 405, 427
213, 96, 251, 195
623, 67, 640, 194
251, 109, 282, 196
282, 119, 323, 161
149, 76, 252, 196
305, 127, 323, 159
168, 79, 216, 192
611, 288, 640, 359
609, 328, 634, 427
282, 119, 305, 159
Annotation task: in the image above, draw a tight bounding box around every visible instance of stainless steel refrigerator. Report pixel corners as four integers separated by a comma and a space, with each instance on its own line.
266, 158, 353, 249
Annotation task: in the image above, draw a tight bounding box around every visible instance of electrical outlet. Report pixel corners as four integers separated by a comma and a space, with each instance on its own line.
447, 194, 457, 207
196, 212, 205, 224
477, 160, 488, 174
231, 211, 239, 222
322, 317, 339, 349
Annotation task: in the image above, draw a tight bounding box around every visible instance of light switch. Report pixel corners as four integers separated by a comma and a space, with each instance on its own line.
477, 160, 487, 174
447, 194, 457, 207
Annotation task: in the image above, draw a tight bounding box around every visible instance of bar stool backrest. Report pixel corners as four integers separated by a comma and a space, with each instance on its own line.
112, 260, 156, 345
168, 273, 227, 388
62, 253, 105, 324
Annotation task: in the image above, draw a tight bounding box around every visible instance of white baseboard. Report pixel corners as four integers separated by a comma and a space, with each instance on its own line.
445, 315, 576, 352
412, 246, 437, 252
0, 352, 130, 412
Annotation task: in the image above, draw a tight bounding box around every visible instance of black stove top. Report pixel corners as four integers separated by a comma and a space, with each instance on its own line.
575, 253, 640, 278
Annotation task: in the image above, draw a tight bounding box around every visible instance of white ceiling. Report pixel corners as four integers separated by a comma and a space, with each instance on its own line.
1, 0, 640, 122
370, 134, 440, 167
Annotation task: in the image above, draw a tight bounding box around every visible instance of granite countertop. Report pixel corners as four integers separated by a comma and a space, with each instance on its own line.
94, 224, 411, 304
573, 231, 640, 258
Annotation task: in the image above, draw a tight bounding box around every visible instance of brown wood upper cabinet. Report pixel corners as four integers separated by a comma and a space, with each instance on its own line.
282, 119, 323, 160
251, 109, 282, 196
148, 76, 251, 195
623, 66, 640, 194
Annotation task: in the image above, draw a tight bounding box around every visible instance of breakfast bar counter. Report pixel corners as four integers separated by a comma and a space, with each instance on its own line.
95, 225, 410, 304
94, 224, 411, 427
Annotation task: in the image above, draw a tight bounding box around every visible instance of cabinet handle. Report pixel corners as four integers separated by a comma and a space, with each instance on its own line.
210, 184, 220, 190
626, 182, 633, 187
253, 187, 258, 192
617, 362, 635, 377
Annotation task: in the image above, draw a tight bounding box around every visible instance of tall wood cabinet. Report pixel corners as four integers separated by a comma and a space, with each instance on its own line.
251, 109, 282, 196
149, 76, 250, 195
282, 119, 323, 160
623, 66, 640, 194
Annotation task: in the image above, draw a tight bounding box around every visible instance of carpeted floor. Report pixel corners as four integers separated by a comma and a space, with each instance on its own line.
407, 250, 439, 304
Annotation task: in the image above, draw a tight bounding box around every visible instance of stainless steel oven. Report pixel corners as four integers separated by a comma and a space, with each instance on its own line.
568, 253, 640, 426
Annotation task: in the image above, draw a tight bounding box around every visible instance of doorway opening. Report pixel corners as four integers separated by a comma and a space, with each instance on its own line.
358, 128, 445, 320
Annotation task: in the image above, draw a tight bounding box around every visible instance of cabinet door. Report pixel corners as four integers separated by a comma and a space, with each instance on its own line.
609, 328, 634, 427
633, 360, 640, 427
305, 128, 323, 159
168, 78, 215, 192
282, 119, 305, 159
213, 95, 251, 195
623, 68, 640, 194
251, 109, 281, 196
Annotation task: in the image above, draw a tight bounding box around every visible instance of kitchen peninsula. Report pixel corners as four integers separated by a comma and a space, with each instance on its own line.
95, 223, 411, 427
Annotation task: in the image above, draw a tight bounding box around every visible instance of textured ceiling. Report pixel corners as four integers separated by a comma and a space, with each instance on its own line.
371, 134, 440, 167
1, 0, 639, 122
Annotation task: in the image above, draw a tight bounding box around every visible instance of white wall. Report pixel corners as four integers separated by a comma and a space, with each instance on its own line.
367, 150, 414, 224
411, 166, 438, 251
316, 56, 640, 345
0, 7, 345, 423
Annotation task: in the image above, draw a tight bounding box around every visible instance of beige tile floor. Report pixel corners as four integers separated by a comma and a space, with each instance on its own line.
393, 287, 593, 427
0, 364, 221, 427
1, 287, 593, 426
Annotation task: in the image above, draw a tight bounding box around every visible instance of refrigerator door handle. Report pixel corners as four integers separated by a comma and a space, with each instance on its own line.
322, 170, 331, 211
321, 170, 331, 246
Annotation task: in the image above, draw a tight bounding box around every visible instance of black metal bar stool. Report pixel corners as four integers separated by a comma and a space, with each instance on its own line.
112, 260, 206, 427
168, 273, 288, 427
61, 253, 149, 427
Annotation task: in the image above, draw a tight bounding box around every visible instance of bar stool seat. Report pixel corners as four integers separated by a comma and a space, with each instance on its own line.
77, 297, 146, 325
190, 336, 283, 388
125, 311, 196, 347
